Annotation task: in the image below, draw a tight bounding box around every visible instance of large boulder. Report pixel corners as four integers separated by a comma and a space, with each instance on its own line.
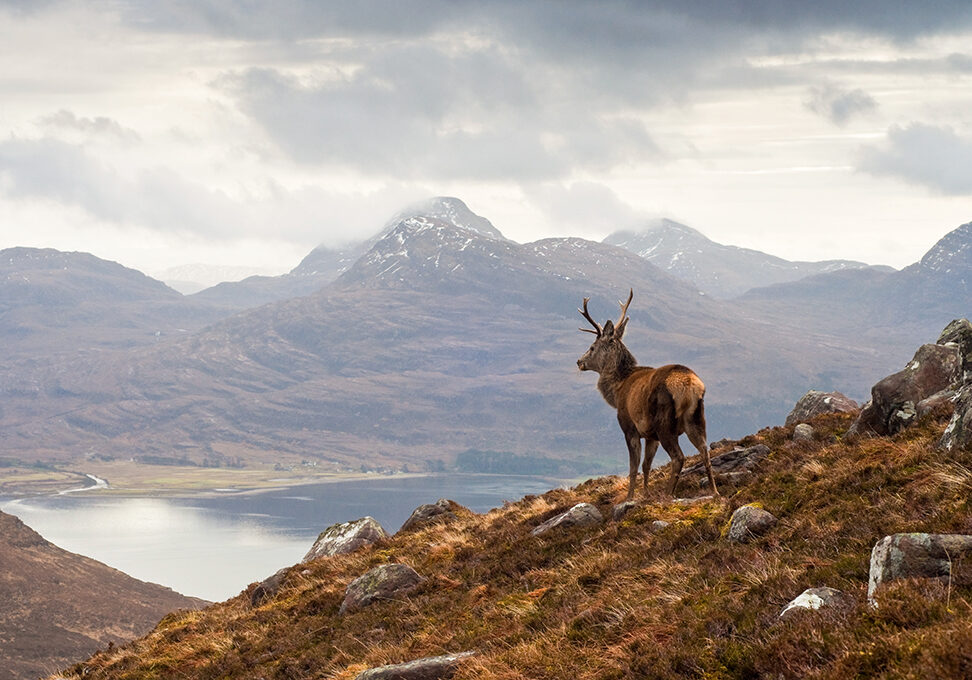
354, 651, 476, 680
302, 517, 389, 563
867, 533, 972, 604
726, 505, 778, 544
850, 343, 962, 436
340, 563, 425, 615
531, 503, 602, 536
785, 390, 859, 426
398, 499, 460, 533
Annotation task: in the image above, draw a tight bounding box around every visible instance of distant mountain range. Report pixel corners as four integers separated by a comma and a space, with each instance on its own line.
0, 510, 203, 680
0, 200, 968, 473
603, 218, 891, 298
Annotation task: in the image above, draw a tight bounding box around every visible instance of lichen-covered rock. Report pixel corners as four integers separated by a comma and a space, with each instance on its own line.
354, 651, 476, 680
850, 343, 962, 436
792, 423, 814, 442
867, 533, 972, 604
779, 587, 851, 620
938, 318, 972, 375
727, 505, 778, 543
398, 499, 460, 533
531, 503, 602, 536
785, 390, 859, 426
340, 563, 424, 615
940, 384, 972, 453
612, 501, 638, 521
302, 516, 389, 563
650, 520, 670, 532
250, 566, 289, 607
683, 444, 770, 481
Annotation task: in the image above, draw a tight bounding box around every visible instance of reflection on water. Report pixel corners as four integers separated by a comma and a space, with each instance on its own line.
0, 474, 562, 601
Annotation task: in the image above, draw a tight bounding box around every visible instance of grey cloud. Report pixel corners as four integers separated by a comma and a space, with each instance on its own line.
525, 181, 643, 237
219, 61, 661, 181
38, 110, 141, 143
858, 123, 972, 195
805, 83, 877, 126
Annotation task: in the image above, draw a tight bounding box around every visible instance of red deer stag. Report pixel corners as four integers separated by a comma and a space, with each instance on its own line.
576, 290, 718, 500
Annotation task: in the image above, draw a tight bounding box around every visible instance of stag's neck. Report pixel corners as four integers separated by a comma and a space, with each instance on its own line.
595, 349, 638, 409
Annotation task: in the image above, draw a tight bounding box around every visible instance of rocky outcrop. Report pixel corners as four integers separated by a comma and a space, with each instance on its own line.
726, 505, 778, 543
779, 587, 851, 620
354, 651, 476, 680
531, 503, 602, 536
399, 499, 460, 533
340, 564, 425, 615
867, 533, 972, 604
683, 444, 770, 485
612, 501, 638, 521
785, 390, 859, 426
302, 517, 389, 563
850, 342, 962, 437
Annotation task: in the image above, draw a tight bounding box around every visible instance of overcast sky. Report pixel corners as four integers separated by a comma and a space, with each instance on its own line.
1, 1, 971, 277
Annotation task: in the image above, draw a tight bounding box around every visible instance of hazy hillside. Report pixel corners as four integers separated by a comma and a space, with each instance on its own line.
52, 411, 972, 680
0, 510, 203, 680
0, 247, 230, 357
604, 219, 883, 298
740, 221, 972, 347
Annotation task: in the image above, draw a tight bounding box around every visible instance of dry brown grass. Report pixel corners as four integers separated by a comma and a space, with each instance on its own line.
53, 412, 972, 680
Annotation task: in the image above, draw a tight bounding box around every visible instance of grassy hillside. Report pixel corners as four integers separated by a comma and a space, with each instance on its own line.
55, 411, 972, 679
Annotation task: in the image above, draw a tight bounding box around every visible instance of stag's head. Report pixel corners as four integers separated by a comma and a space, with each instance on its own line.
576, 289, 634, 373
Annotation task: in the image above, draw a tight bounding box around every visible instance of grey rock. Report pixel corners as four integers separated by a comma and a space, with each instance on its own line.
727, 505, 778, 543
302, 516, 389, 563
917, 389, 956, 419
650, 520, 670, 532
250, 566, 289, 607
612, 501, 639, 521
340, 563, 424, 615
531, 502, 602, 536
940, 384, 972, 453
355, 651, 476, 680
785, 390, 859, 426
792, 423, 814, 441
779, 587, 852, 620
867, 532, 972, 604
683, 444, 770, 479
850, 342, 962, 437
399, 499, 459, 533
938, 318, 972, 375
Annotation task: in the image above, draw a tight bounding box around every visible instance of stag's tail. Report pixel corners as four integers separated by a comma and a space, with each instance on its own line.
665, 368, 706, 425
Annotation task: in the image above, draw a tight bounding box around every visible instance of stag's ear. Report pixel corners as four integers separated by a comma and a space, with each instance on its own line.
602, 319, 615, 337
616, 317, 629, 339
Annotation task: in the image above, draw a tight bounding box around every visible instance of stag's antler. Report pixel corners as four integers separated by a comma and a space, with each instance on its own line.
616, 288, 633, 327
578, 297, 602, 336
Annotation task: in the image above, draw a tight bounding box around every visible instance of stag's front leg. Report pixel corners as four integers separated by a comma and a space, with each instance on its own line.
625, 433, 642, 501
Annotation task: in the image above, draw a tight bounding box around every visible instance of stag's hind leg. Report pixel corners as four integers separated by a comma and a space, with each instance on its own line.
642, 439, 659, 495
625, 432, 641, 501
685, 402, 719, 496
657, 431, 685, 498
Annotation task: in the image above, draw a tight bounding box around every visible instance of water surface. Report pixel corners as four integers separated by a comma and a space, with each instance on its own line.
0, 474, 563, 601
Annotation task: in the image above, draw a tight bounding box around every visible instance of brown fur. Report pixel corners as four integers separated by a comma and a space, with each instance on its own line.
577, 293, 719, 500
